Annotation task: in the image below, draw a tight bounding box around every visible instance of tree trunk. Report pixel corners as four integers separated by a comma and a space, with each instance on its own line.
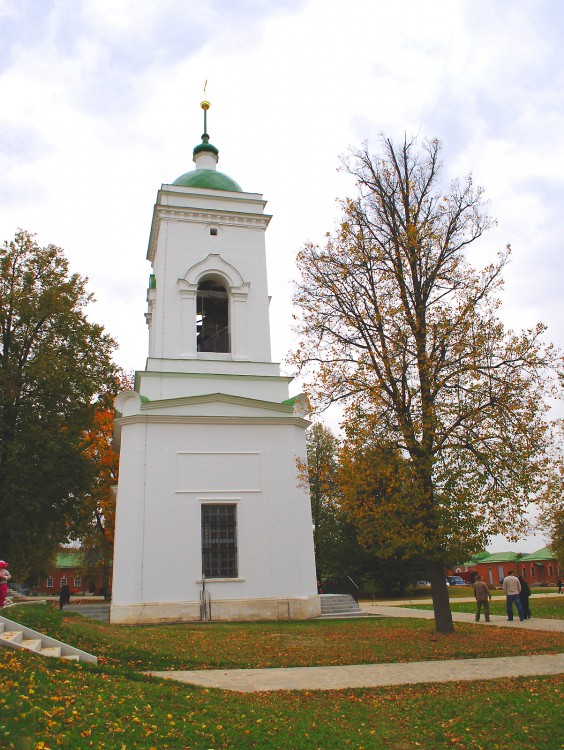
429, 559, 454, 633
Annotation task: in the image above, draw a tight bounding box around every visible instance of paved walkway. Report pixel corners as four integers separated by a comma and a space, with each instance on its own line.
148, 600, 564, 692
149, 653, 564, 692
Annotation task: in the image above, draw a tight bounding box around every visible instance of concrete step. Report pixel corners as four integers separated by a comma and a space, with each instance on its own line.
20, 638, 42, 652
319, 594, 375, 619
319, 612, 376, 618
0, 614, 97, 664
0, 630, 23, 644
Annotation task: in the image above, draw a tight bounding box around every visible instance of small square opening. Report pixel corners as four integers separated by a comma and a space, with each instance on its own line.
209, 227, 218, 236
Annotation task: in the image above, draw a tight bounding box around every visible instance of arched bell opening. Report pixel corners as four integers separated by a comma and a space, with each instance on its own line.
196, 276, 230, 353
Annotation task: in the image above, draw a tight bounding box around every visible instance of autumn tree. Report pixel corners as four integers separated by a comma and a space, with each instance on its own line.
545, 377, 564, 566
299, 421, 424, 592
76, 372, 132, 595
548, 509, 564, 568
291, 137, 558, 633
339, 420, 422, 557
0, 230, 118, 582
539, 436, 564, 567
299, 422, 345, 579
335, 418, 432, 594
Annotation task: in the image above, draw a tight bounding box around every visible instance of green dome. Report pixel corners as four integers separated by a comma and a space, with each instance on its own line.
172, 169, 242, 192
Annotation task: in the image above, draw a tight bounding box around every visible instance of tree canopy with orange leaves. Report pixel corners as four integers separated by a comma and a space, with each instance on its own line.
0, 230, 118, 582
76, 373, 132, 594
292, 137, 560, 633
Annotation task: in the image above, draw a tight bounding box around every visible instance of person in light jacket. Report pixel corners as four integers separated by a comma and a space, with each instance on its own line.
502, 570, 524, 622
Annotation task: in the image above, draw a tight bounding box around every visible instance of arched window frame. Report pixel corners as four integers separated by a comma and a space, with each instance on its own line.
196, 275, 230, 353
178, 254, 250, 360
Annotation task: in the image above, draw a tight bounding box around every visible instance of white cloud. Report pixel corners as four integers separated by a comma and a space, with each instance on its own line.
1, 0, 562, 551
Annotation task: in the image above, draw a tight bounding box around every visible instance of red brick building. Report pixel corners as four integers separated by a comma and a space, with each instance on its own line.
33, 550, 104, 596
450, 546, 561, 588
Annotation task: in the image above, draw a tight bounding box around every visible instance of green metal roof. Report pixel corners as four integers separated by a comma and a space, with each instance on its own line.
172, 169, 242, 192
519, 546, 555, 562
55, 551, 83, 568
479, 551, 522, 563
458, 552, 493, 567
469, 551, 491, 562
193, 141, 219, 157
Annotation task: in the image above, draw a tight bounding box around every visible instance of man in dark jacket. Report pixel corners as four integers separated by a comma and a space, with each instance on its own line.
518, 575, 532, 619
59, 584, 71, 610
473, 575, 492, 622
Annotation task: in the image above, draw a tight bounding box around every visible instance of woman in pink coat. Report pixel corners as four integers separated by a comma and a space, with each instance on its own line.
0, 560, 11, 607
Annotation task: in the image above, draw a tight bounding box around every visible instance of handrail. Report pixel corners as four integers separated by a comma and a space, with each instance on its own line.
199, 573, 212, 622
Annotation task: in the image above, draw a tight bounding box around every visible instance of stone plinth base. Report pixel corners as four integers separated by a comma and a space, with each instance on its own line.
110, 595, 321, 625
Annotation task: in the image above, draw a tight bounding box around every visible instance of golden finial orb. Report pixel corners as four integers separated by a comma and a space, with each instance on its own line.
201, 100, 210, 110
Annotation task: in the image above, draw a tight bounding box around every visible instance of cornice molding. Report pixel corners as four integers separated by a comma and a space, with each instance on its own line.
157, 207, 270, 227
138, 370, 292, 383
117, 414, 309, 427
147, 205, 272, 262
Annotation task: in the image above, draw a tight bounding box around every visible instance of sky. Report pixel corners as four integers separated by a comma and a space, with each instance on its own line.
1, 0, 563, 552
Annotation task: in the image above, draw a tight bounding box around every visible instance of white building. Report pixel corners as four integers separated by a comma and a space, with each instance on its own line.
110, 102, 319, 624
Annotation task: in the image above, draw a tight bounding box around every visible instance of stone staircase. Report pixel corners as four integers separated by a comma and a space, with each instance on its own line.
319, 594, 374, 618
0, 614, 97, 664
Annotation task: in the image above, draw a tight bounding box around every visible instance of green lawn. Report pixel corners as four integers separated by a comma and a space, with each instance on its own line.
406, 586, 559, 600
6, 603, 564, 671
400, 597, 564, 619
1, 604, 563, 750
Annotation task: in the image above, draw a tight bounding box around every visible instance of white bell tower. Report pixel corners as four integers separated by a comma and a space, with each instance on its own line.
111, 100, 319, 624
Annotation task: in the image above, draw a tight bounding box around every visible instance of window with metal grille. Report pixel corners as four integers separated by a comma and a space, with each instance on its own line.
201, 504, 238, 578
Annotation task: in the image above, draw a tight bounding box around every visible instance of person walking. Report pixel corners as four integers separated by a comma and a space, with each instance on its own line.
502, 570, 524, 621
59, 583, 71, 611
558, 578, 563, 594
0, 561, 11, 608
472, 574, 491, 622
518, 575, 532, 619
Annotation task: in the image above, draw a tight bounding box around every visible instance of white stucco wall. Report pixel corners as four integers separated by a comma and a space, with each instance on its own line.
147, 185, 273, 365
112, 160, 319, 624
112, 416, 317, 610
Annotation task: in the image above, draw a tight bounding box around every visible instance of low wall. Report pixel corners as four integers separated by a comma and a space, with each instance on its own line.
110, 595, 321, 625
